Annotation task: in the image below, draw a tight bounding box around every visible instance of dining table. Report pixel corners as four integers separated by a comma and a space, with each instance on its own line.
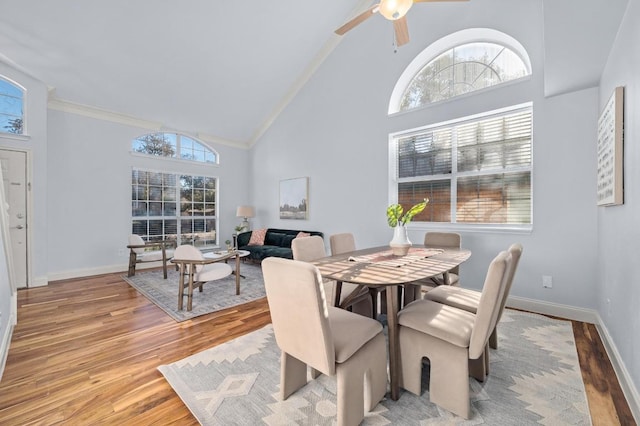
313, 244, 471, 401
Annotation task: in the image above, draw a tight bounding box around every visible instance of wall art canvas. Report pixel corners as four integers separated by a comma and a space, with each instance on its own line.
597, 86, 624, 206
279, 177, 308, 220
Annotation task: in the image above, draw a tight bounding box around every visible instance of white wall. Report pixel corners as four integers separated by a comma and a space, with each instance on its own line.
251, 0, 599, 309
598, 0, 640, 414
46, 109, 252, 280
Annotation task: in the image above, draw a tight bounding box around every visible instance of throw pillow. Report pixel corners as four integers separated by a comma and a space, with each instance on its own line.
296, 231, 310, 238
248, 229, 267, 246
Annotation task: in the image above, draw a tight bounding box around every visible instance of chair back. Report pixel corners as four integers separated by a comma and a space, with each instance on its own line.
128, 235, 146, 254
424, 232, 461, 274
329, 233, 356, 255
174, 244, 205, 273
495, 243, 523, 323
468, 250, 511, 359
262, 257, 336, 375
292, 235, 326, 262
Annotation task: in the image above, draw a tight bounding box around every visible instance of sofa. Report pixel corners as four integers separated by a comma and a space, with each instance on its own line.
236, 228, 324, 262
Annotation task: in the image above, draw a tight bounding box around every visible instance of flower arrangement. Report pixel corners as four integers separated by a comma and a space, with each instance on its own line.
386, 198, 428, 227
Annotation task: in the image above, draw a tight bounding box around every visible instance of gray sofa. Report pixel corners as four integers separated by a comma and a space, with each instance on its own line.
236, 228, 324, 262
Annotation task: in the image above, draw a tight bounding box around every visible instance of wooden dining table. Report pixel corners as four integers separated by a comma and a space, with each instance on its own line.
313, 245, 471, 400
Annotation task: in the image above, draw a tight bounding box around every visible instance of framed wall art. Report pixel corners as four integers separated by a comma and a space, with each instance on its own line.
597, 86, 624, 206
279, 177, 308, 220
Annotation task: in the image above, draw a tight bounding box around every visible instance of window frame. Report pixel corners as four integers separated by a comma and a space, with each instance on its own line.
388, 28, 532, 115
0, 76, 25, 136
131, 167, 220, 249
388, 103, 534, 234
131, 132, 219, 165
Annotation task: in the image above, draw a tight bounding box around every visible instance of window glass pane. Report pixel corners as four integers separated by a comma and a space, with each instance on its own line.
399, 42, 529, 111
399, 180, 451, 222
132, 201, 148, 217
0, 79, 23, 135
398, 128, 452, 177
132, 220, 147, 236
131, 132, 218, 164
457, 172, 531, 224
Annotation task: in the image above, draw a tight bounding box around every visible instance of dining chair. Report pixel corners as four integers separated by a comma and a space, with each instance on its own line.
172, 244, 232, 311
329, 233, 384, 319
402, 232, 462, 305
262, 257, 387, 426
293, 235, 372, 318
424, 243, 523, 350
127, 234, 175, 279
397, 250, 512, 419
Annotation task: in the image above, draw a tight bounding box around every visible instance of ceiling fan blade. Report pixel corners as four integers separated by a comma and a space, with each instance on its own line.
335, 4, 380, 35
394, 16, 410, 46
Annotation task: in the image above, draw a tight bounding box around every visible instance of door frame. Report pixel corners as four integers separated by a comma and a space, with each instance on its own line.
0, 147, 33, 289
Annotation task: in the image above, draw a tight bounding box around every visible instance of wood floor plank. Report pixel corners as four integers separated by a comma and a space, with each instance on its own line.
0, 272, 634, 425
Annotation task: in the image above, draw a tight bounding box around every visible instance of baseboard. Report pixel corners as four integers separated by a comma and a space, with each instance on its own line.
594, 313, 640, 424
506, 295, 599, 323
0, 292, 16, 382
46, 261, 164, 283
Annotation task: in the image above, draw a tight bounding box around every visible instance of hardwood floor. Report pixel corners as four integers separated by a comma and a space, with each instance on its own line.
0, 272, 635, 425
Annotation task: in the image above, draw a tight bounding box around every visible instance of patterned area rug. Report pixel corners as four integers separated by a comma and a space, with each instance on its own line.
158, 310, 591, 424
123, 263, 265, 322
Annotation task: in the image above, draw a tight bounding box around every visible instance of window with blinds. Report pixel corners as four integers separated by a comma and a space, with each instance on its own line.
391, 104, 532, 226
131, 169, 218, 248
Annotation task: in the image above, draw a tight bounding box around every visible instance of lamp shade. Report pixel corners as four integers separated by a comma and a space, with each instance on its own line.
236, 206, 255, 218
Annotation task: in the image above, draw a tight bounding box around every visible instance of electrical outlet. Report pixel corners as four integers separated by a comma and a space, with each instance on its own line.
542, 275, 553, 288
117, 248, 126, 257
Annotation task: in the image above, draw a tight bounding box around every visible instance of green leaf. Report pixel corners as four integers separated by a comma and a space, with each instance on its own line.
386, 204, 403, 227
400, 198, 428, 225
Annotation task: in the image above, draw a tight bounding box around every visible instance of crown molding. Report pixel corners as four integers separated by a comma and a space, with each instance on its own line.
47, 97, 250, 150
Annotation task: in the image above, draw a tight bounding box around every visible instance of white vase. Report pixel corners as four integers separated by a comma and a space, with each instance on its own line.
389, 224, 412, 256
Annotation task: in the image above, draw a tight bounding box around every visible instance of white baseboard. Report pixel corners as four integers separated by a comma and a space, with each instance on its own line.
506, 295, 599, 323
507, 295, 639, 424
594, 313, 640, 424
45, 261, 164, 283
0, 292, 17, 382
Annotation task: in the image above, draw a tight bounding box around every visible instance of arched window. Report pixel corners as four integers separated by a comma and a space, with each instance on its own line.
130, 132, 219, 248
389, 29, 531, 114
132, 132, 218, 164
0, 77, 24, 135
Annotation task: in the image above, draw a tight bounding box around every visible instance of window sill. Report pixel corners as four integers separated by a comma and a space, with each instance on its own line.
409, 222, 532, 235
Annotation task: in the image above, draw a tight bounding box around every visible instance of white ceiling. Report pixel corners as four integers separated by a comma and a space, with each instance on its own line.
0, 0, 629, 147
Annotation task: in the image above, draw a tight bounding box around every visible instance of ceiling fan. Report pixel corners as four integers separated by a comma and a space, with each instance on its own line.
335, 0, 469, 47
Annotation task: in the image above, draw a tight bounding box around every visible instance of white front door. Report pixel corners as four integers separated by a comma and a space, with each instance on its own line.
0, 149, 28, 288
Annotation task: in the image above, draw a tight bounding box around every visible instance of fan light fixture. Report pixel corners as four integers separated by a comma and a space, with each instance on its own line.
378, 0, 413, 20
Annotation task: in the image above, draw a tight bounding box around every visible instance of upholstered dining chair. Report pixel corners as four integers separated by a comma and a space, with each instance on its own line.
293, 235, 372, 318
127, 234, 175, 279
424, 243, 523, 350
402, 232, 462, 305
398, 250, 512, 419
172, 245, 232, 311
262, 257, 387, 426
329, 232, 385, 319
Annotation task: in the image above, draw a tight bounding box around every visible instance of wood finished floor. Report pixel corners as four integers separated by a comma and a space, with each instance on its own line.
0, 272, 635, 425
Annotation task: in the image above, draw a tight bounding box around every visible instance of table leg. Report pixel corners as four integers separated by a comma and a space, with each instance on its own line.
235, 254, 240, 295
386, 284, 400, 401
334, 281, 343, 307
177, 264, 185, 311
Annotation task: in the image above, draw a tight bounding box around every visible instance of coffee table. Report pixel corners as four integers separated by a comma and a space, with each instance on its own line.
203, 250, 250, 295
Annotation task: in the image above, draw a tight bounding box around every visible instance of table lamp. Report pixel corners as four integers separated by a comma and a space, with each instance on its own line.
236, 205, 255, 232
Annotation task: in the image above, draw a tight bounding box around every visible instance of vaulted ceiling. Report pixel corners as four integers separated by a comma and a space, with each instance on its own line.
0, 0, 629, 148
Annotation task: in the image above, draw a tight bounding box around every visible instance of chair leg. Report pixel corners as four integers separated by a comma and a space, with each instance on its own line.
336, 333, 387, 426
281, 352, 308, 400
399, 327, 471, 419
127, 252, 137, 277
489, 327, 498, 350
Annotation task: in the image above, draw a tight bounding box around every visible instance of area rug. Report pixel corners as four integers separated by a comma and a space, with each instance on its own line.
158, 310, 591, 425
123, 263, 266, 322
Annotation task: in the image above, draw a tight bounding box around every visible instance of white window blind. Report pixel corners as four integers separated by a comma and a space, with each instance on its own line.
392, 104, 532, 226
